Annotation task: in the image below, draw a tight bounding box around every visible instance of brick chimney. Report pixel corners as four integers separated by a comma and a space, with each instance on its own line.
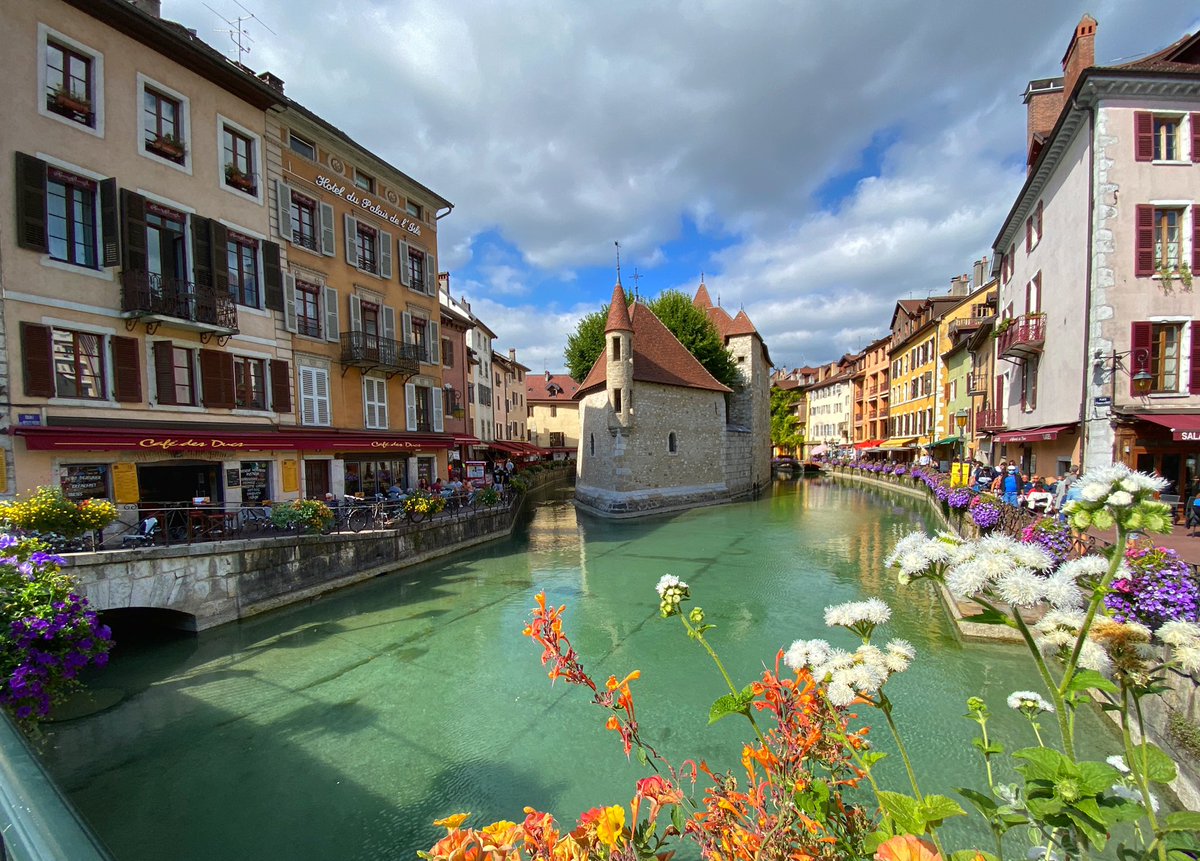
438, 272, 450, 295
1062, 15, 1097, 101
257, 71, 285, 94
1023, 77, 1064, 169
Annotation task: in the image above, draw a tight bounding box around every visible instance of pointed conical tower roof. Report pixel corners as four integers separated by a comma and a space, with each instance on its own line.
605, 282, 632, 333
693, 280, 714, 310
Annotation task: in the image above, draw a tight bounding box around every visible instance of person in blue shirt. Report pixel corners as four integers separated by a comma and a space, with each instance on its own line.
1001, 465, 1022, 506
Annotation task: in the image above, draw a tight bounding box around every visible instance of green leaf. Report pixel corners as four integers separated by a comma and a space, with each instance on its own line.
878, 791, 924, 835
1077, 760, 1119, 796
919, 794, 965, 828
670, 802, 685, 834
1163, 811, 1200, 832
636, 746, 649, 767
860, 751, 889, 768
1063, 669, 1118, 696
708, 684, 755, 725
1135, 743, 1177, 784
961, 606, 1015, 626
972, 738, 1004, 755
956, 787, 998, 818
1013, 747, 1076, 783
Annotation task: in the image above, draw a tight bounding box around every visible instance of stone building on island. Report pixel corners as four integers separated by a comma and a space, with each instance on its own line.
574, 282, 770, 517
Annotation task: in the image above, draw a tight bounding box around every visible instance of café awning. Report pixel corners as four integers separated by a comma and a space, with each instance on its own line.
12, 425, 456, 453
1137, 413, 1200, 441
993, 424, 1075, 444
880, 437, 916, 449
853, 439, 885, 450
930, 435, 962, 447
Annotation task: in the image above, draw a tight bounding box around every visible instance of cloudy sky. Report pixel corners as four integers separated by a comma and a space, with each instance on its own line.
171, 0, 1199, 372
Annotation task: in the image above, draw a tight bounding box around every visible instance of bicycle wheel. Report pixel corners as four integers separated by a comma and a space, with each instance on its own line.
348, 507, 370, 533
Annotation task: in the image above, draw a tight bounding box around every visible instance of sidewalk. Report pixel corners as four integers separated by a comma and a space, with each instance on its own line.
1087, 522, 1200, 566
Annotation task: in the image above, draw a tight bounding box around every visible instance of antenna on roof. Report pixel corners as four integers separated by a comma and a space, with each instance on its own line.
204, 0, 276, 62
614, 241, 622, 285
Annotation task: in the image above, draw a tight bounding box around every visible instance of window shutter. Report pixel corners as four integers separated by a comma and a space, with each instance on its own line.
111, 336, 141, 403
99, 177, 119, 266
315, 369, 330, 426
405, 382, 417, 431
299, 367, 317, 425
319, 202, 336, 256
1130, 322, 1152, 397
262, 240, 283, 310
348, 293, 362, 335
1134, 112, 1154, 161
382, 305, 396, 343
432, 385, 443, 432
1191, 321, 1200, 395
191, 216, 213, 288
429, 321, 440, 365
1192, 114, 1200, 164
20, 323, 54, 397
283, 274, 298, 333
274, 179, 293, 241
379, 228, 392, 279
402, 311, 413, 344
1036, 200, 1043, 237
120, 189, 148, 273
425, 251, 437, 294
1193, 204, 1200, 273
1135, 205, 1155, 276
344, 214, 358, 266
1025, 216, 1032, 252
399, 240, 411, 287
1029, 360, 1038, 410
270, 358, 292, 412
325, 287, 340, 343
200, 349, 235, 408
15, 152, 48, 252
153, 340, 177, 405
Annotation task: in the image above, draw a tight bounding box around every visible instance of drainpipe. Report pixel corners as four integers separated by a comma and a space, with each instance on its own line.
435, 205, 454, 221
1078, 105, 1096, 472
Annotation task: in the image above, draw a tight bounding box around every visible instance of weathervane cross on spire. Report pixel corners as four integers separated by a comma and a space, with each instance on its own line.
614, 241, 622, 285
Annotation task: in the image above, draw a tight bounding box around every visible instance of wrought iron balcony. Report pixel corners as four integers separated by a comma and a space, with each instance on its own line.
976, 407, 1006, 432
120, 270, 238, 334
966, 372, 988, 396
339, 331, 421, 377
997, 313, 1046, 360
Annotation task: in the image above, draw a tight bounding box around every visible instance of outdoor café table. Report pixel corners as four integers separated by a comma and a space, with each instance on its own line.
187, 507, 239, 542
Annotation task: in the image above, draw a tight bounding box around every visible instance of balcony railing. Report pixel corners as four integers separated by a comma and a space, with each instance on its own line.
949, 314, 995, 338
339, 331, 421, 376
976, 407, 1006, 432
997, 313, 1046, 360
120, 270, 238, 334
966, 372, 988, 396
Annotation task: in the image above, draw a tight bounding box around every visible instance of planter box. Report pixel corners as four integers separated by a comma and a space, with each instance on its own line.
226, 173, 256, 194
51, 92, 91, 115
146, 138, 185, 160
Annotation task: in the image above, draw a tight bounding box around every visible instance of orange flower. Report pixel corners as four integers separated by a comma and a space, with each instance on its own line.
423, 828, 482, 861
479, 820, 521, 854
595, 805, 626, 848
875, 834, 943, 861
433, 813, 471, 832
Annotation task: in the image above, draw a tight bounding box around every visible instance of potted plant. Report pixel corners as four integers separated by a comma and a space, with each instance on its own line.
147, 133, 186, 160
49, 84, 90, 115
224, 162, 256, 193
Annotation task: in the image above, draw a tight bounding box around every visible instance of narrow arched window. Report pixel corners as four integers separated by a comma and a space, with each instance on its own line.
667, 432, 677, 454
589, 433, 595, 456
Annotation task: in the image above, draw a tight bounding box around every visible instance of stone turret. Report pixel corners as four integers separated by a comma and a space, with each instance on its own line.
605, 282, 634, 428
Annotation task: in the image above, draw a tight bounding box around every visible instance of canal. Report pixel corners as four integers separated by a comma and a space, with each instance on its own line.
39, 478, 1121, 860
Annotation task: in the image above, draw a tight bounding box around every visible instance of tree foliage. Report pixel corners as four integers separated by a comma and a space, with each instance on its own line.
563, 289, 740, 390
771, 386, 804, 454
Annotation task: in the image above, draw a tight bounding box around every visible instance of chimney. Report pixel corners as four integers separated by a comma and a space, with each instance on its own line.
257, 72, 285, 94
1023, 77, 1064, 169
129, 0, 161, 17
438, 272, 450, 296
508, 348, 516, 362
545, 370, 551, 381
1061, 15, 1097, 102
949, 274, 971, 297
972, 257, 990, 289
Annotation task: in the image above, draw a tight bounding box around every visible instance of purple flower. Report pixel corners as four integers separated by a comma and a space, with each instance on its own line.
1106, 546, 1199, 628
947, 488, 972, 510
971, 503, 1002, 530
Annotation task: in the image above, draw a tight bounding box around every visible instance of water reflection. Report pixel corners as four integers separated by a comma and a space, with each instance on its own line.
40, 480, 1122, 860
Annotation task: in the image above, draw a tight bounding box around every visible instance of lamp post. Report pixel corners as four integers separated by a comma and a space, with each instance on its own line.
955, 409, 969, 461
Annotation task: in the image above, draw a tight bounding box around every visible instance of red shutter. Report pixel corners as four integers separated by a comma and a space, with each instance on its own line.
1025, 216, 1032, 251
1036, 201, 1043, 238
200, 349, 235, 408
1135, 205, 1155, 276
1193, 204, 1200, 273
1191, 113, 1200, 164
270, 358, 291, 412
111, 336, 141, 402
1130, 322, 1152, 397
153, 340, 177, 405
1134, 112, 1154, 161
20, 323, 54, 397
1191, 321, 1200, 395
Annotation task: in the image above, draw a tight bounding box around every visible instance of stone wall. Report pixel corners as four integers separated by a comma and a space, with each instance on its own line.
723, 427, 755, 498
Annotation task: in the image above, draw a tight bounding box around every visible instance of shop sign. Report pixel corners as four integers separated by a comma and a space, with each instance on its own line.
112, 463, 139, 504
17, 414, 41, 426
1094, 396, 1112, 407
370, 440, 426, 450
315, 175, 422, 236
1181, 431, 1200, 441
137, 437, 247, 450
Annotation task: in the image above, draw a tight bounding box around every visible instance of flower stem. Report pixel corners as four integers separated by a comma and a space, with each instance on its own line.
1059, 527, 1125, 700
1125, 689, 1167, 861
878, 693, 945, 858
678, 615, 766, 745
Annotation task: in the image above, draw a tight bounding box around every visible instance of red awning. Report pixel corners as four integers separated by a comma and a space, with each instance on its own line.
853, 439, 884, 450
994, 424, 1075, 444
487, 441, 522, 454
452, 434, 482, 445
1137, 413, 1200, 441
12, 425, 456, 453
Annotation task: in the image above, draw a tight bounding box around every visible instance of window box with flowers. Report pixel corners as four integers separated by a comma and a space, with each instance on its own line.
224, 162, 257, 195
49, 85, 91, 118
146, 133, 186, 161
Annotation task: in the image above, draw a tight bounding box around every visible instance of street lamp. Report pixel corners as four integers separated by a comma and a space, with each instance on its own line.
955, 409, 969, 463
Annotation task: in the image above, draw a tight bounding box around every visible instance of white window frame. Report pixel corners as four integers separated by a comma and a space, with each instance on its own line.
37, 23, 105, 138
363, 375, 389, 429
1149, 111, 1189, 165
136, 73, 192, 175
216, 114, 264, 204
287, 130, 316, 161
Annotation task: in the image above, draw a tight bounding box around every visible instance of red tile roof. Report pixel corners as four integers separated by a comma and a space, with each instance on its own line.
693, 281, 714, 309
692, 281, 760, 339
726, 310, 757, 337
605, 283, 632, 332
527, 373, 580, 403
1108, 30, 1200, 73
577, 301, 732, 398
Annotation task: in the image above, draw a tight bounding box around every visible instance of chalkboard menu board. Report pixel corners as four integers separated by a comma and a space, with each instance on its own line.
240, 461, 270, 504
61, 464, 109, 502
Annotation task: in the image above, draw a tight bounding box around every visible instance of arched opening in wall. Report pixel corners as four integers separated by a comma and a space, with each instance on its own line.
667, 432, 678, 454
589, 433, 595, 456
99, 607, 199, 641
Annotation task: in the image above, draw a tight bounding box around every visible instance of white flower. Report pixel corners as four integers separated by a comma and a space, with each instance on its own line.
826, 679, 857, 707
1078, 639, 1113, 674
1175, 644, 1200, 673
655, 574, 686, 596
1010, 543, 1054, 572
884, 639, 915, 673
1041, 570, 1086, 610
1107, 755, 1129, 773
1107, 490, 1134, 507
945, 562, 993, 599
823, 598, 891, 629
1056, 556, 1110, 583
996, 569, 1048, 607
1110, 784, 1159, 811
1081, 483, 1109, 502
1157, 620, 1200, 646
1007, 690, 1055, 713
784, 638, 831, 672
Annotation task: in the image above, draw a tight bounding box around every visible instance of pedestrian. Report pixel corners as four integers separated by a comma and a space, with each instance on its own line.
505, 458, 515, 480
1001, 465, 1021, 506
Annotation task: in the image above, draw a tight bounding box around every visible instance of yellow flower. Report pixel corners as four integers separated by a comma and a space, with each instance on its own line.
595, 805, 625, 848
433, 812, 471, 832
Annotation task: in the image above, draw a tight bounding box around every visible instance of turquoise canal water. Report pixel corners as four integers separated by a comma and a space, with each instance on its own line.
40, 479, 1122, 860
